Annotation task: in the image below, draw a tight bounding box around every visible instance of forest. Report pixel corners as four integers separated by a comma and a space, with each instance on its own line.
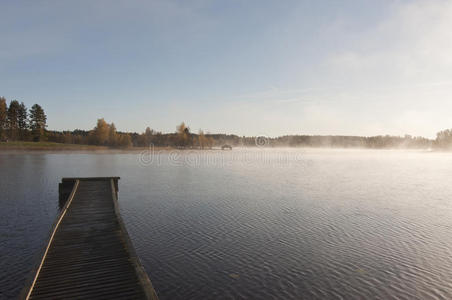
1, 97, 452, 149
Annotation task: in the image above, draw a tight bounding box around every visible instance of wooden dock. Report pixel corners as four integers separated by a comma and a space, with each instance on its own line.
22, 177, 159, 300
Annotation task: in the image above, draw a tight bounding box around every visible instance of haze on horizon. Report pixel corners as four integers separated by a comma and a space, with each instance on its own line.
1, 0, 452, 138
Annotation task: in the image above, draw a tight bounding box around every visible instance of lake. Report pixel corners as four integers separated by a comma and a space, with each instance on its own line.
1, 149, 452, 299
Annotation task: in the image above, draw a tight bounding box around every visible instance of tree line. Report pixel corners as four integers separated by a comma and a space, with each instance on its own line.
0, 97, 47, 142
433, 129, 452, 149
191, 133, 433, 149
0, 97, 215, 148
46, 120, 215, 149
45, 124, 437, 149
4, 96, 452, 149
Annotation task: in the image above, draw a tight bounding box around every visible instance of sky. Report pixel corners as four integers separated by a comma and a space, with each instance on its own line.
1, 0, 452, 138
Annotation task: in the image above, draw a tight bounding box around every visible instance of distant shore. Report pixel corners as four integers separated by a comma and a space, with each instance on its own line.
0, 141, 188, 152
0, 141, 154, 152
0, 141, 110, 151
0, 141, 442, 153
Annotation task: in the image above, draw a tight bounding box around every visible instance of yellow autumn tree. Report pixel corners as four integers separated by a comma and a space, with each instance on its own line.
198, 129, 207, 149
176, 122, 191, 148
93, 118, 109, 145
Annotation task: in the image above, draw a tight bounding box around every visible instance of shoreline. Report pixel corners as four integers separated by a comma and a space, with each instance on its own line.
0, 142, 219, 153
0, 142, 444, 153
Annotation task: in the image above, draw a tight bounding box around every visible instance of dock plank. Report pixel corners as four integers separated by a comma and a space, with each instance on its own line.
23, 178, 158, 300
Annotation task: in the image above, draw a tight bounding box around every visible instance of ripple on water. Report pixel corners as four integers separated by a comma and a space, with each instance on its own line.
2, 150, 452, 299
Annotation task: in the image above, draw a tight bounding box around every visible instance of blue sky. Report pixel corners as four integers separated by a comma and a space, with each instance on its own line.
1, 0, 452, 137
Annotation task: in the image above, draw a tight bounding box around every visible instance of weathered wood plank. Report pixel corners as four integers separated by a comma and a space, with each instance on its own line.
21, 177, 158, 300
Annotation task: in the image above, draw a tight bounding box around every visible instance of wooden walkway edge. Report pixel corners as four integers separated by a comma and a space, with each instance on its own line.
20, 177, 159, 300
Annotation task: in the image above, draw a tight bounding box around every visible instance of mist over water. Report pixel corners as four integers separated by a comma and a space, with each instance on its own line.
1, 149, 452, 299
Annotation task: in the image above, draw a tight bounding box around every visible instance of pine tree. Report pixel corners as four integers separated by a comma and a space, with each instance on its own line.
29, 104, 47, 141
7, 100, 20, 140
18, 102, 28, 140
0, 97, 7, 140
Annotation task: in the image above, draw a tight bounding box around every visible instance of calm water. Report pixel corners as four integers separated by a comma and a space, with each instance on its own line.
1, 149, 452, 299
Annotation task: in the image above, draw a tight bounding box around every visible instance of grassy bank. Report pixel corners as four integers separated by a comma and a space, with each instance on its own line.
0, 141, 110, 151
0, 142, 180, 152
